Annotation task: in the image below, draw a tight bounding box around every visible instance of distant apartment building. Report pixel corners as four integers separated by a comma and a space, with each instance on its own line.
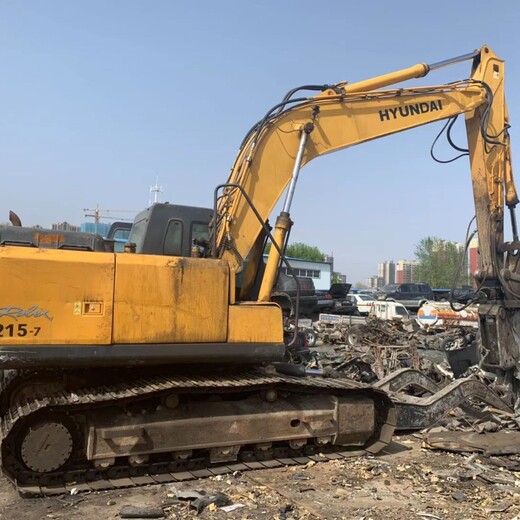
432, 239, 465, 254
469, 236, 479, 278
378, 260, 395, 285
457, 241, 470, 285
52, 221, 80, 232
367, 275, 383, 289
396, 260, 418, 283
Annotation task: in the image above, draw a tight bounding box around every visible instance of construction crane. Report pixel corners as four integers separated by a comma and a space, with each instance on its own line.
83, 204, 138, 223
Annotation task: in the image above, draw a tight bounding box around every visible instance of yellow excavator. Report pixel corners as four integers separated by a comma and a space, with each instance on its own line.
0, 44, 516, 494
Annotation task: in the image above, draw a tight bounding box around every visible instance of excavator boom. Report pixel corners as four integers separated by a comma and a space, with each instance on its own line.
214, 46, 514, 306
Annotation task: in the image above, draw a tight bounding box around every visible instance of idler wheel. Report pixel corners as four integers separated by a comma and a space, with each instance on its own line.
20, 420, 73, 473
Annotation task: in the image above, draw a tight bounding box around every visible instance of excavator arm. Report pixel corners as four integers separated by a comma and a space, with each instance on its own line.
214, 45, 515, 309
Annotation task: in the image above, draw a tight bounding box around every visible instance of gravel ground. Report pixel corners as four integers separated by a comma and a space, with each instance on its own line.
2, 434, 520, 520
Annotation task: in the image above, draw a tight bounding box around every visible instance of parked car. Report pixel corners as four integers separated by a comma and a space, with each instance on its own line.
346, 293, 376, 315
328, 283, 359, 316
350, 288, 376, 295
375, 282, 434, 310
433, 288, 451, 302
272, 273, 318, 317
452, 286, 481, 303
313, 289, 336, 315
433, 286, 481, 304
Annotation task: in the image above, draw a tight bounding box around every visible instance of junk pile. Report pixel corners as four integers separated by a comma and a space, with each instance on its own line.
308, 315, 455, 383
306, 308, 518, 436
308, 304, 481, 382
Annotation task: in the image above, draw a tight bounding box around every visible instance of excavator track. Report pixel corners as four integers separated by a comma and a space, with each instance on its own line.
0, 369, 395, 496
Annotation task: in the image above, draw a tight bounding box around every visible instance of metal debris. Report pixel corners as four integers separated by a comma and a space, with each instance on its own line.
167, 485, 232, 514
451, 491, 466, 502
119, 505, 165, 519
307, 311, 520, 438
309, 317, 457, 384
423, 430, 520, 455
485, 499, 513, 513
220, 503, 245, 512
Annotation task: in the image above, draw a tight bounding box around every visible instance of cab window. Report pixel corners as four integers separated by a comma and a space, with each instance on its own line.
129, 219, 146, 253
191, 222, 209, 243
164, 220, 183, 256
112, 228, 131, 241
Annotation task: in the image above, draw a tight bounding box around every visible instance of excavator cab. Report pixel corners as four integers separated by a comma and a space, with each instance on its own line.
129, 203, 212, 257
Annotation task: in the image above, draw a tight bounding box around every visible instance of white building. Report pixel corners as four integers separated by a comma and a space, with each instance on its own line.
267, 255, 333, 290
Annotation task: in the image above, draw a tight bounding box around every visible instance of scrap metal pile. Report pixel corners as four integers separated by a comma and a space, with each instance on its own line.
305, 309, 518, 438
307, 314, 462, 382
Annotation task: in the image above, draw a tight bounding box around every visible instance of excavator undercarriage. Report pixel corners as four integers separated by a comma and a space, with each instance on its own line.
0, 368, 396, 495
2, 363, 513, 496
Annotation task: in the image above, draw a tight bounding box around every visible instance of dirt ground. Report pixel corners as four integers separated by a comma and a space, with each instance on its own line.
2, 434, 520, 520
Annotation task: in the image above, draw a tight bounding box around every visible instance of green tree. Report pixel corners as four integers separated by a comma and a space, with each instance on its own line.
414, 236, 469, 288
265, 242, 326, 262
332, 272, 344, 284
285, 242, 326, 262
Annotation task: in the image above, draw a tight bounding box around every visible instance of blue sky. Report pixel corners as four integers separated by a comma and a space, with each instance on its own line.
1, 1, 519, 284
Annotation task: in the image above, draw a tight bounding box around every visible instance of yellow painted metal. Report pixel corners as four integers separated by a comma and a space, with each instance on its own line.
227, 303, 283, 343
327, 63, 429, 95
0, 247, 114, 345
219, 85, 487, 276
216, 46, 509, 302
465, 46, 515, 279
228, 262, 236, 305
238, 231, 267, 300
112, 254, 229, 343
258, 213, 292, 302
